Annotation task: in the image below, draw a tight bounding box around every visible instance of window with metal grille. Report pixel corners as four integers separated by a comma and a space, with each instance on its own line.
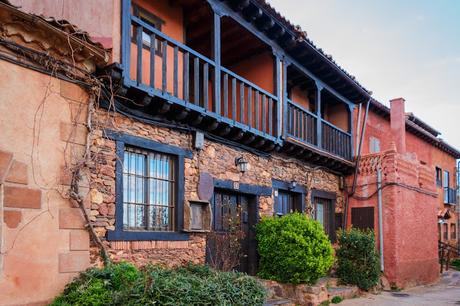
123, 147, 175, 231
451, 223, 456, 240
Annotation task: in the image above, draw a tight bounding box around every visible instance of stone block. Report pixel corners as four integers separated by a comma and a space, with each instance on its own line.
5, 160, 28, 184
59, 208, 85, 229
4, 210, 22, 228
70, 230, 90, 251
69, 101, 88, 124
60, 80, 88, 102
59, 251, 90, 273
4, 186, 41, 209
60, 122, 88, 145
0, 150, 13, 183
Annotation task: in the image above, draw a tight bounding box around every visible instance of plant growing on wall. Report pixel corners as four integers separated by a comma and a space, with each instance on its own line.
336, 228, 380, 290
256, 212, 334, 284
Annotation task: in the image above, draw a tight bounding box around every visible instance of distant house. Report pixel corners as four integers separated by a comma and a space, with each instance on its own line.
348, 98, 460, 287
0, 0, 458, 304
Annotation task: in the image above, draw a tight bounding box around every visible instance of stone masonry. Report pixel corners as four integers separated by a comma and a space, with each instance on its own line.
87, 109, 344, 266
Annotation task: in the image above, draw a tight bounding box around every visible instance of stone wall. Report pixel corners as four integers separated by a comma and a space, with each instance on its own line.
88, 109, 345, 266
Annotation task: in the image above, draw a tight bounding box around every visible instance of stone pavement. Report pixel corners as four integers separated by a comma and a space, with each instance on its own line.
341, 270, 460, 305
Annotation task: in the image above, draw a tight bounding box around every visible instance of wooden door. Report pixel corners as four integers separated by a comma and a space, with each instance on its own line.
206, 190, 257, 274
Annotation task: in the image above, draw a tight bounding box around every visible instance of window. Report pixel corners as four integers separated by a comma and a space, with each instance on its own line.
451, 223, 457, 240
105, 131, 190, 241
438, 223, 441, 241
435, 167, 442, 187
123, 147, 175, 231
311, 190, 337, 241
275, 191, 299, 216
369, 137, 380, 153
443, 170, 450, 188
443, 223, 448, 240
272, 180, 305, 217
132, 4, 164, 55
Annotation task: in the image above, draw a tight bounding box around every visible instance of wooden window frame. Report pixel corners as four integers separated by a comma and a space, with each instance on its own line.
435, 167, 442, 187
105, 130, 191, 241
451, 223, 457, 240
132, 3, 165, 55
122, 147, 176, 232
272, 179, 306, 217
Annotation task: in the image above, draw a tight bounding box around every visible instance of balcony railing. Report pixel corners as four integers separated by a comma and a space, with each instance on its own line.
123, 12, 353, 162
444, 187, 457, 205
321, 120, 352, 160
286, 100, 317, 146
286, 99, 352, 160
127, 15, 279, 141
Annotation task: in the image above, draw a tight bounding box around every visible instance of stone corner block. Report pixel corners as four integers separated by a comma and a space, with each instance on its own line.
3, 210, 22, 228
70, 230, 90, 251
5, 160, 28, 185
4, 186, 41, 209
59, 208, 85, 229
0, 150, 13, 183
60, 80, 88, 102
59, 251, 90, 273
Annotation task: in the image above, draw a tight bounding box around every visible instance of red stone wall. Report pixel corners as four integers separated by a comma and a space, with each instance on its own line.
357, 106, 459, 246
348, 147, 439, 287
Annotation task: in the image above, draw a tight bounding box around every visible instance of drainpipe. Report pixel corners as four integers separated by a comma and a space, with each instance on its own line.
355, 103, 362, 154
377, 169, 384, 271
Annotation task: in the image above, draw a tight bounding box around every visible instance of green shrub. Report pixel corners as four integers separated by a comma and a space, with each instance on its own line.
336, 228, 380, 290
451, 258, 460, 271
256, 212, 334, 284
331, 296, 343, 303
51, 262, 266, 306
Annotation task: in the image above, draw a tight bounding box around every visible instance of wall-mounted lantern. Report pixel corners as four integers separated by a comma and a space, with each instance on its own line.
289, 180, 297, 190
235, 156, 249, 173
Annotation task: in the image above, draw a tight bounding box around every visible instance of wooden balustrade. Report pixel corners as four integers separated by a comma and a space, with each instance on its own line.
127, 15, 352, 161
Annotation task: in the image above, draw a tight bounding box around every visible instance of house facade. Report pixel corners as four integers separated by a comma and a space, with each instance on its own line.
0, 0, 458, 305
1, 1, 368, 304
347, 97, 460, 287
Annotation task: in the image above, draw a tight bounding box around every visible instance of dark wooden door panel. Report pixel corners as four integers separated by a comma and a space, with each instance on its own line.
351, 207, 374, 231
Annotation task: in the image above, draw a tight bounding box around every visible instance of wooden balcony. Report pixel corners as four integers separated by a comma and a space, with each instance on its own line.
285, 99, 352, 161
107, 0, 358, 171
121, 14, 280, 149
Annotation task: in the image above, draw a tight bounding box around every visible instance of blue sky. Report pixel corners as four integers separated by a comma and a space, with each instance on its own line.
269, 0, 460, 149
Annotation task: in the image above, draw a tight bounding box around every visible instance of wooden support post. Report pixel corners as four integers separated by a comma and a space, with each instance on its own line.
274, 55, 281, 138
348, 104, 355, 159
316, 84, 323, 148
212, 12, 222, 115
121, 0, 132, 80
282, 59, 289, 139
